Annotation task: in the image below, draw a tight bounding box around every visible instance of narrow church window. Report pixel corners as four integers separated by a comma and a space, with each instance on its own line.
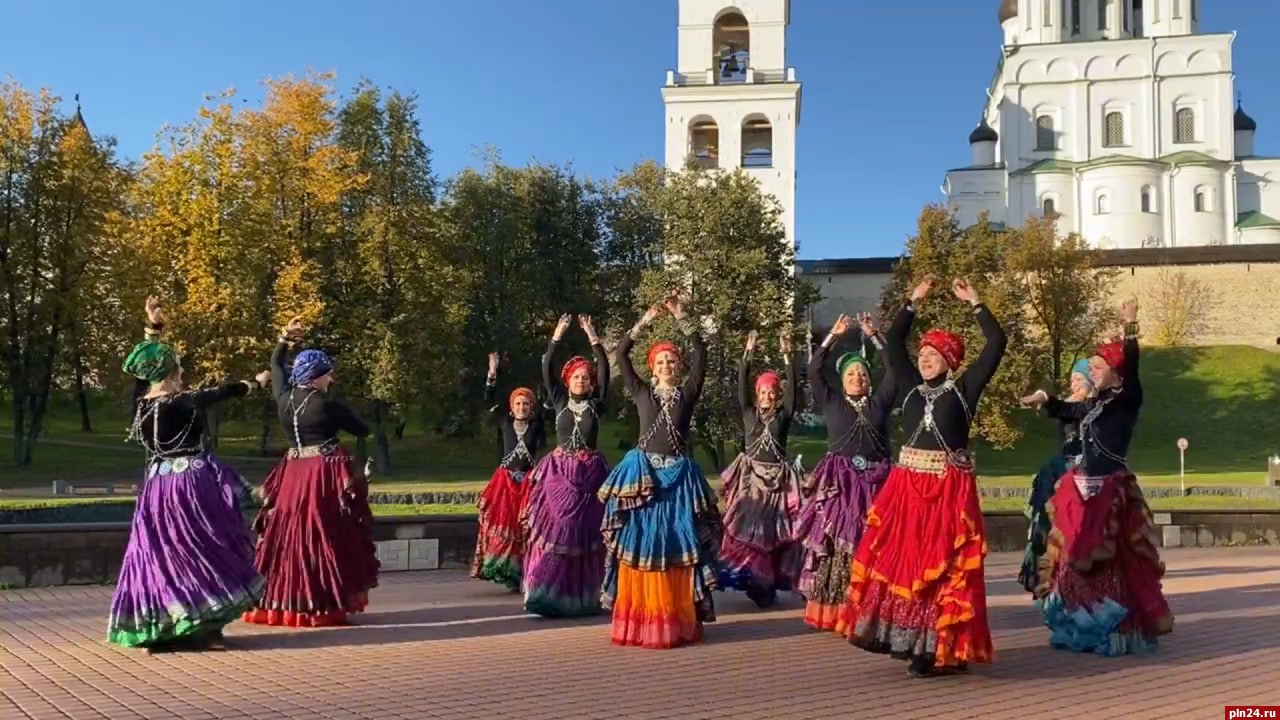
1096, 193, 1111, 214
1098, 0, 1108, 30
1103, 111, 1125, 147
1191, 0, 1197, 20
1044, 0, 1053, 26
1175, 107, 1195, 143
1043, 197, 1057, 215
1194, 188, 1207, 212
1141, 186, 1154, 213
1173, 0, 1181, 19
1071, 0, 1081, 33
1151, 0, 1159, 21
1122, 0, 1130, 30
1035, 115, 1057, 150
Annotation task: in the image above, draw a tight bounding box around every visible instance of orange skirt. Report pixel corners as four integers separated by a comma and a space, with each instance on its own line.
836, 460, 993, 668
610, 565, 702, 649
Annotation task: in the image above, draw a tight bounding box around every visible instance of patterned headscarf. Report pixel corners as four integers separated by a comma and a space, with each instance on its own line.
508, 387, 536, 410
1071, 358, 1095, 391
836, 352, 869, 377
122, 338, 179, 384
1094, 341, 1125, 371
919, 329, 966, 370
647, 341, 681, 370
560, 356, 596, 388
290, 349, 333, 386
755, 370, 781, 392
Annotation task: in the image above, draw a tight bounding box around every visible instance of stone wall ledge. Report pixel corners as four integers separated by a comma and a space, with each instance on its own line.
2, 511, 1278, 589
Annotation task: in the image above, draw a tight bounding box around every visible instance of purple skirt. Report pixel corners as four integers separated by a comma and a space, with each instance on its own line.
107, 455, 263, 647
718, 454, 804, 592
792, 453, 890, 605
521, 449, 608, 617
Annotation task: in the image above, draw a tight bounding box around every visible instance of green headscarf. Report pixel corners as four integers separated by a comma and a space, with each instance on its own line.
123, 338, 179, 384
836, 352, 869, 377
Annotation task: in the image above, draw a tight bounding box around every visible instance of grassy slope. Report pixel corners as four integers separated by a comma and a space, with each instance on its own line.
3, 345, 1279, 494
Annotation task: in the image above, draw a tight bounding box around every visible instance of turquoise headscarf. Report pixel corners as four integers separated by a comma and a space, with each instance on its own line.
122, 338, 179, 384
1071, 358, 1094, 390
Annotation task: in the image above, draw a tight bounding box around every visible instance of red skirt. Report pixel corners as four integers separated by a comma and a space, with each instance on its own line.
243, 446, 379, 627
836, 454, 992, 668
470, 466, 528, 590
1035, 468, 1173, 653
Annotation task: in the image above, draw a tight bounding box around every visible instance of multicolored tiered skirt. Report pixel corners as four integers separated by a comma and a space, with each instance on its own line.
717, 454, 804, 608
600, 449, 722, 649
243, 444, 380, 627
793, 453, 889, 629
837, 448, 993, 676
1034, 467, 1174, 655
521, 448, 608, 617
471, 466, 529, 591
107, 454, 263, 649
1018, 454, 1070, 593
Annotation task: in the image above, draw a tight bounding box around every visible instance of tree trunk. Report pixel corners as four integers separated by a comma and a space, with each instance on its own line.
372, 401, 392, 476
394, 417, 407, 440
74, 352, 92, 432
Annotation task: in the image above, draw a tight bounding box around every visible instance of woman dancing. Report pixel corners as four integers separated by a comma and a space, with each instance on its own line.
1017, 358, 1094, 593
717, 329, 802, 609
794, 311, 896, 630
837, 277, 1006, 678
243, 318, 380, 627
599, 298, 721, 649
107, 297, 267, 652
1021, 301, 1173, 655
471, 351, 547, 590
521, 314, 610, 616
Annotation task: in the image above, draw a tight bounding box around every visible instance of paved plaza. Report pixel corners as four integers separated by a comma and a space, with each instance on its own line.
1, 547, 1277, 720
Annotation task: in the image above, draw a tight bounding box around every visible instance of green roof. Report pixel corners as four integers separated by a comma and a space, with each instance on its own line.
1159, 150, 1229, 167
1011, 150, 1230, 176
1236, 211, 1280, 229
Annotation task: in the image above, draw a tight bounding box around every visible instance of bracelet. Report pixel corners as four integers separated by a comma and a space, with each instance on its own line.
144, 327, 162, 337
243, 380, 259, 393
820, 334, 836, 349
676, 318, 695, 335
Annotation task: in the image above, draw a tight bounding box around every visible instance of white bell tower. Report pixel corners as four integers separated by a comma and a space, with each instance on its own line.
661, 0, 802, 250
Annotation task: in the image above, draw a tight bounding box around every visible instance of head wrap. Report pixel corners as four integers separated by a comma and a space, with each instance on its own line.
919, 329, 965, 370
836, 352, 869, 377
1093, 341, 1125, 371
508, 387, 536, 410
290, 349, 333, 386
755, 371, 781, 393
1070, 358, 1095, 390
647, 341, 681, 370
560, 356, 596, 388
122, 338, 179, 384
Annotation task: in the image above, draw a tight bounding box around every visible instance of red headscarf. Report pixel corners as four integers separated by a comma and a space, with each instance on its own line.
919, 328, 965, 370
755, 371, 781, 393
1094, 341, 1125, 370
560, 356, 596, 388
508, 387, 535, 410
647, 341, 681, 370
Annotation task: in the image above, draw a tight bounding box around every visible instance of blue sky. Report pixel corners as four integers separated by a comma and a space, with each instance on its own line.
4, 0, 1277, 258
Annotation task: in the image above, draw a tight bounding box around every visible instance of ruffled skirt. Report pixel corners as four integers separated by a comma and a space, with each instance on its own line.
471, 466, 529, 591
717, 453, 804, 607
521, 449, 608, 617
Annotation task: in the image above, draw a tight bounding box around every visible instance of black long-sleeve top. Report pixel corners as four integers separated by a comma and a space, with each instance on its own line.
1041, 331, 1142, 477
886, 303, 1007, 454
543, 338, 610, 451
616, 328, 707, 457
807, 328, 899, 462
484, 381, 547, 471
271, 341, 370, 448
130, 379, 255, 459
737, 351, 797, 462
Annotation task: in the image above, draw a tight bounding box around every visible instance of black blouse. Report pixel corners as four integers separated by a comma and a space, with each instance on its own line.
484, 382, 547, 472
885, 303, 1007, 455
1042, 332, 1142, 477
543, 338, 610, 452
806, 329, 898, 463
737, 351, 797, 462
616, 328, 707, 457
271, 341, 370, 448
130, 380, 253, 459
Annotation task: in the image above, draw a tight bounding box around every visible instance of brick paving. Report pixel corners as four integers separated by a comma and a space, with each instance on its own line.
1, 547, 1277, 720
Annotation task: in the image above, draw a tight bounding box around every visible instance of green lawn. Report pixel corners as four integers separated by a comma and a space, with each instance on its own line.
3, 344, 1279, 491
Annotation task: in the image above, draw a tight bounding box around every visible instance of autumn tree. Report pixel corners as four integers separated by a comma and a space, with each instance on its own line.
1004, 214, 1119, 392
1144, 265, 1219, 346
878, 206, 1037, 448
630, 163, 817, 469
0, 83, 128, 464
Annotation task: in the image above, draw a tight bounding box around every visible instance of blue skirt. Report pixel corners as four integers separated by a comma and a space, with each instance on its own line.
1018, 454, 1070, 593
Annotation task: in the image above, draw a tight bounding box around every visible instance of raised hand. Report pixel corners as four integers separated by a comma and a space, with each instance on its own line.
909, 275, 936, 304
664, 295, 685, 319
641, 303, 663, 326
145, 296, 164, 325
254, 370, 271, 386
745, 330, 759, 353
831, 313, 853, 337
779, 330, 793, 355
487, 352, 499, 377
1019, 390, 1048, 409
952, 278, 980, 305
578, 315, 598, 343
553, 313, 573, 341
283, 317, 304, 341
1120, 299, 1138, 324
856, 312, 877, 337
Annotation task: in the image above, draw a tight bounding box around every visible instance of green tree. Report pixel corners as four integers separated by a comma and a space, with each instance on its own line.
878, 206, 1037, 448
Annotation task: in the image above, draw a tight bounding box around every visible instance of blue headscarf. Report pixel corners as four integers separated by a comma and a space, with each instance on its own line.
1070, 358, 1094, 391
290, 349, 333, 386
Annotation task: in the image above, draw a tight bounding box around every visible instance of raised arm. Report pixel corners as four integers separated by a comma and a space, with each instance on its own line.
484, 353, 503, 422
274, 318, 304, 400
682, 324, 708, 400
859, 314, 898, 410
544, 315, 572, 405
592, 339, 610, 405
958, 303, 1007, 407
884, 302, 923, 388
1119, 303, 1142, 411
619, 305, 662, 396
738, 331, 757, 411
782, 351, 797, 416
189, 377, 257, 409
807, 330, 837, 409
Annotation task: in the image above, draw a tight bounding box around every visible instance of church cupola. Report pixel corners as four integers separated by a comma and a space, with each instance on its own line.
970, 118, 999, 166
1235, 98, 1257, 158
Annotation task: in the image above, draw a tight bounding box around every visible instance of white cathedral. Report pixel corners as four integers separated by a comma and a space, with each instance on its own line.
944, 0, 1280, 248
